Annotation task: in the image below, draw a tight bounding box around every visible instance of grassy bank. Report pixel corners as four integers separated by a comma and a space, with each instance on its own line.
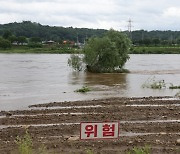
0, 46, 82, 54
1, 46, 180, 54
130, 46, 180, 54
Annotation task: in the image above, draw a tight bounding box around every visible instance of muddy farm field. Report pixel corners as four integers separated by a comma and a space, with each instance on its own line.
0, 96, 180, 154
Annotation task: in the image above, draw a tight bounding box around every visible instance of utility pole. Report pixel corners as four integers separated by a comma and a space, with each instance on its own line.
127, 18, 133, 40
76, 33, 79, 44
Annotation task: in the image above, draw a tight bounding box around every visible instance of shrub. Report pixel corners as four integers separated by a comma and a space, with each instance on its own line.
75, 86, 91, 93
68, 29, 131, 73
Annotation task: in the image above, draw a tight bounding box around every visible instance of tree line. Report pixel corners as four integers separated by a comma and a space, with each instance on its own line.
0, 21, 106, 43
130, 30, 180, 46
1, 21, 180, 49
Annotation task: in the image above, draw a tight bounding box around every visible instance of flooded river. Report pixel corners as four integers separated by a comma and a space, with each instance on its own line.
0, 54, 180, 110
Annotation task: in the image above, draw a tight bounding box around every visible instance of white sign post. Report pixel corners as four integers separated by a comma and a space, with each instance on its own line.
80, 121, 119, 140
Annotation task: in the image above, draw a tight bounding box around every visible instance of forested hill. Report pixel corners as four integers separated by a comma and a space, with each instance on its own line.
0, 21, 180, 44
0, 21, 107, 43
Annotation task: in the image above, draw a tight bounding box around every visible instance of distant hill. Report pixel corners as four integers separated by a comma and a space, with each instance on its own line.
0, 21, 107, 43
0, 21, 180, 44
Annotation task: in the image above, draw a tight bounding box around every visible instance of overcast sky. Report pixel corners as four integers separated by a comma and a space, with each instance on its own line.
0, 0, 180, 30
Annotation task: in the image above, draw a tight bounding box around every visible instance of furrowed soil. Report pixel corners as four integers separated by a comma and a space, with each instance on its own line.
0, 96, 180, 154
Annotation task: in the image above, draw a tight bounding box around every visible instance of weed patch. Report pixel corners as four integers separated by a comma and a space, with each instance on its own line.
86, 149, 94, 154
127, 145, 151, 154
142, 77, 180, 90
15, 129, 48, 154
169, 85, 180, 89
75, 86, 91, 93
15, 130, 33, 154
142, 77, 166, 89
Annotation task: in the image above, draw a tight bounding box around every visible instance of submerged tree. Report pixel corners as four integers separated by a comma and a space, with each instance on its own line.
68, 29, 131, 73
68, 54, 84, 71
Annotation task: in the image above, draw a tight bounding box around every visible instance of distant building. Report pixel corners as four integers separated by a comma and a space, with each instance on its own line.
75, 42, 85, 48
63, 40, 67, 44
12, 41, 18, 45
63, 40, 75, 46
42, 40, 55, 45
12, 41, 28, 46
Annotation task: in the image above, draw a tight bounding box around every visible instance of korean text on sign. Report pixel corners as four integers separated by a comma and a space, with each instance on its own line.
80, 122, 119, 140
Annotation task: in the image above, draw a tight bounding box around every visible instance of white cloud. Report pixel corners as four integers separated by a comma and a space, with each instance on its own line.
0, 0, 180, 30
163, 7, 180, 17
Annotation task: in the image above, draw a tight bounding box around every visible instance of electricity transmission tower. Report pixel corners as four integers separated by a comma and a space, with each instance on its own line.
127, 19, 133, 40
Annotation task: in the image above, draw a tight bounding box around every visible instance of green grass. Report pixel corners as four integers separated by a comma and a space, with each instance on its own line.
0, 46, 82, 54
86, 149, 94, 154
169, 85, 180, 89
2, 46, 180, 54
2, 45, 180, 54
127, 145, 151, 154
75, 86, 91, 93
130, 46, 180, 54
15, 130, 33, 154
15, 129, 48, 154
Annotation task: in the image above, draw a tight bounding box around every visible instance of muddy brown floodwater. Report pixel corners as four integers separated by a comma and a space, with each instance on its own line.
0, 96, 180, 154
1, 54, 180, 111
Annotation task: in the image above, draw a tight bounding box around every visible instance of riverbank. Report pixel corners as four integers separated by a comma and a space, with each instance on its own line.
0, 46, 82, 54
130, 46, 180, 54
0, 96, 180, 154
1, 46, 180, 54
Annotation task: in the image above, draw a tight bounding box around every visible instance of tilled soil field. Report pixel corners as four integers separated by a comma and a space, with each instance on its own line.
0, 96, 180, 154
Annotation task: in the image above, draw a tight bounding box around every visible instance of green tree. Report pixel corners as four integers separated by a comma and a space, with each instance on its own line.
0, 21, 107, 43
152, 38, 160, 46
0, 38, 12, 49
29, 37, 41, 43
2, 30, 12, 39
161, 40, 169, 46
68, 29, 131, 73
17, 36, 27, 44
8, 35, 17, 43
143, 39, 151, 46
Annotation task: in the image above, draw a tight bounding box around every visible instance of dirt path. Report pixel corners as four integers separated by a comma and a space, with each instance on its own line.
0, 96, 180, 154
